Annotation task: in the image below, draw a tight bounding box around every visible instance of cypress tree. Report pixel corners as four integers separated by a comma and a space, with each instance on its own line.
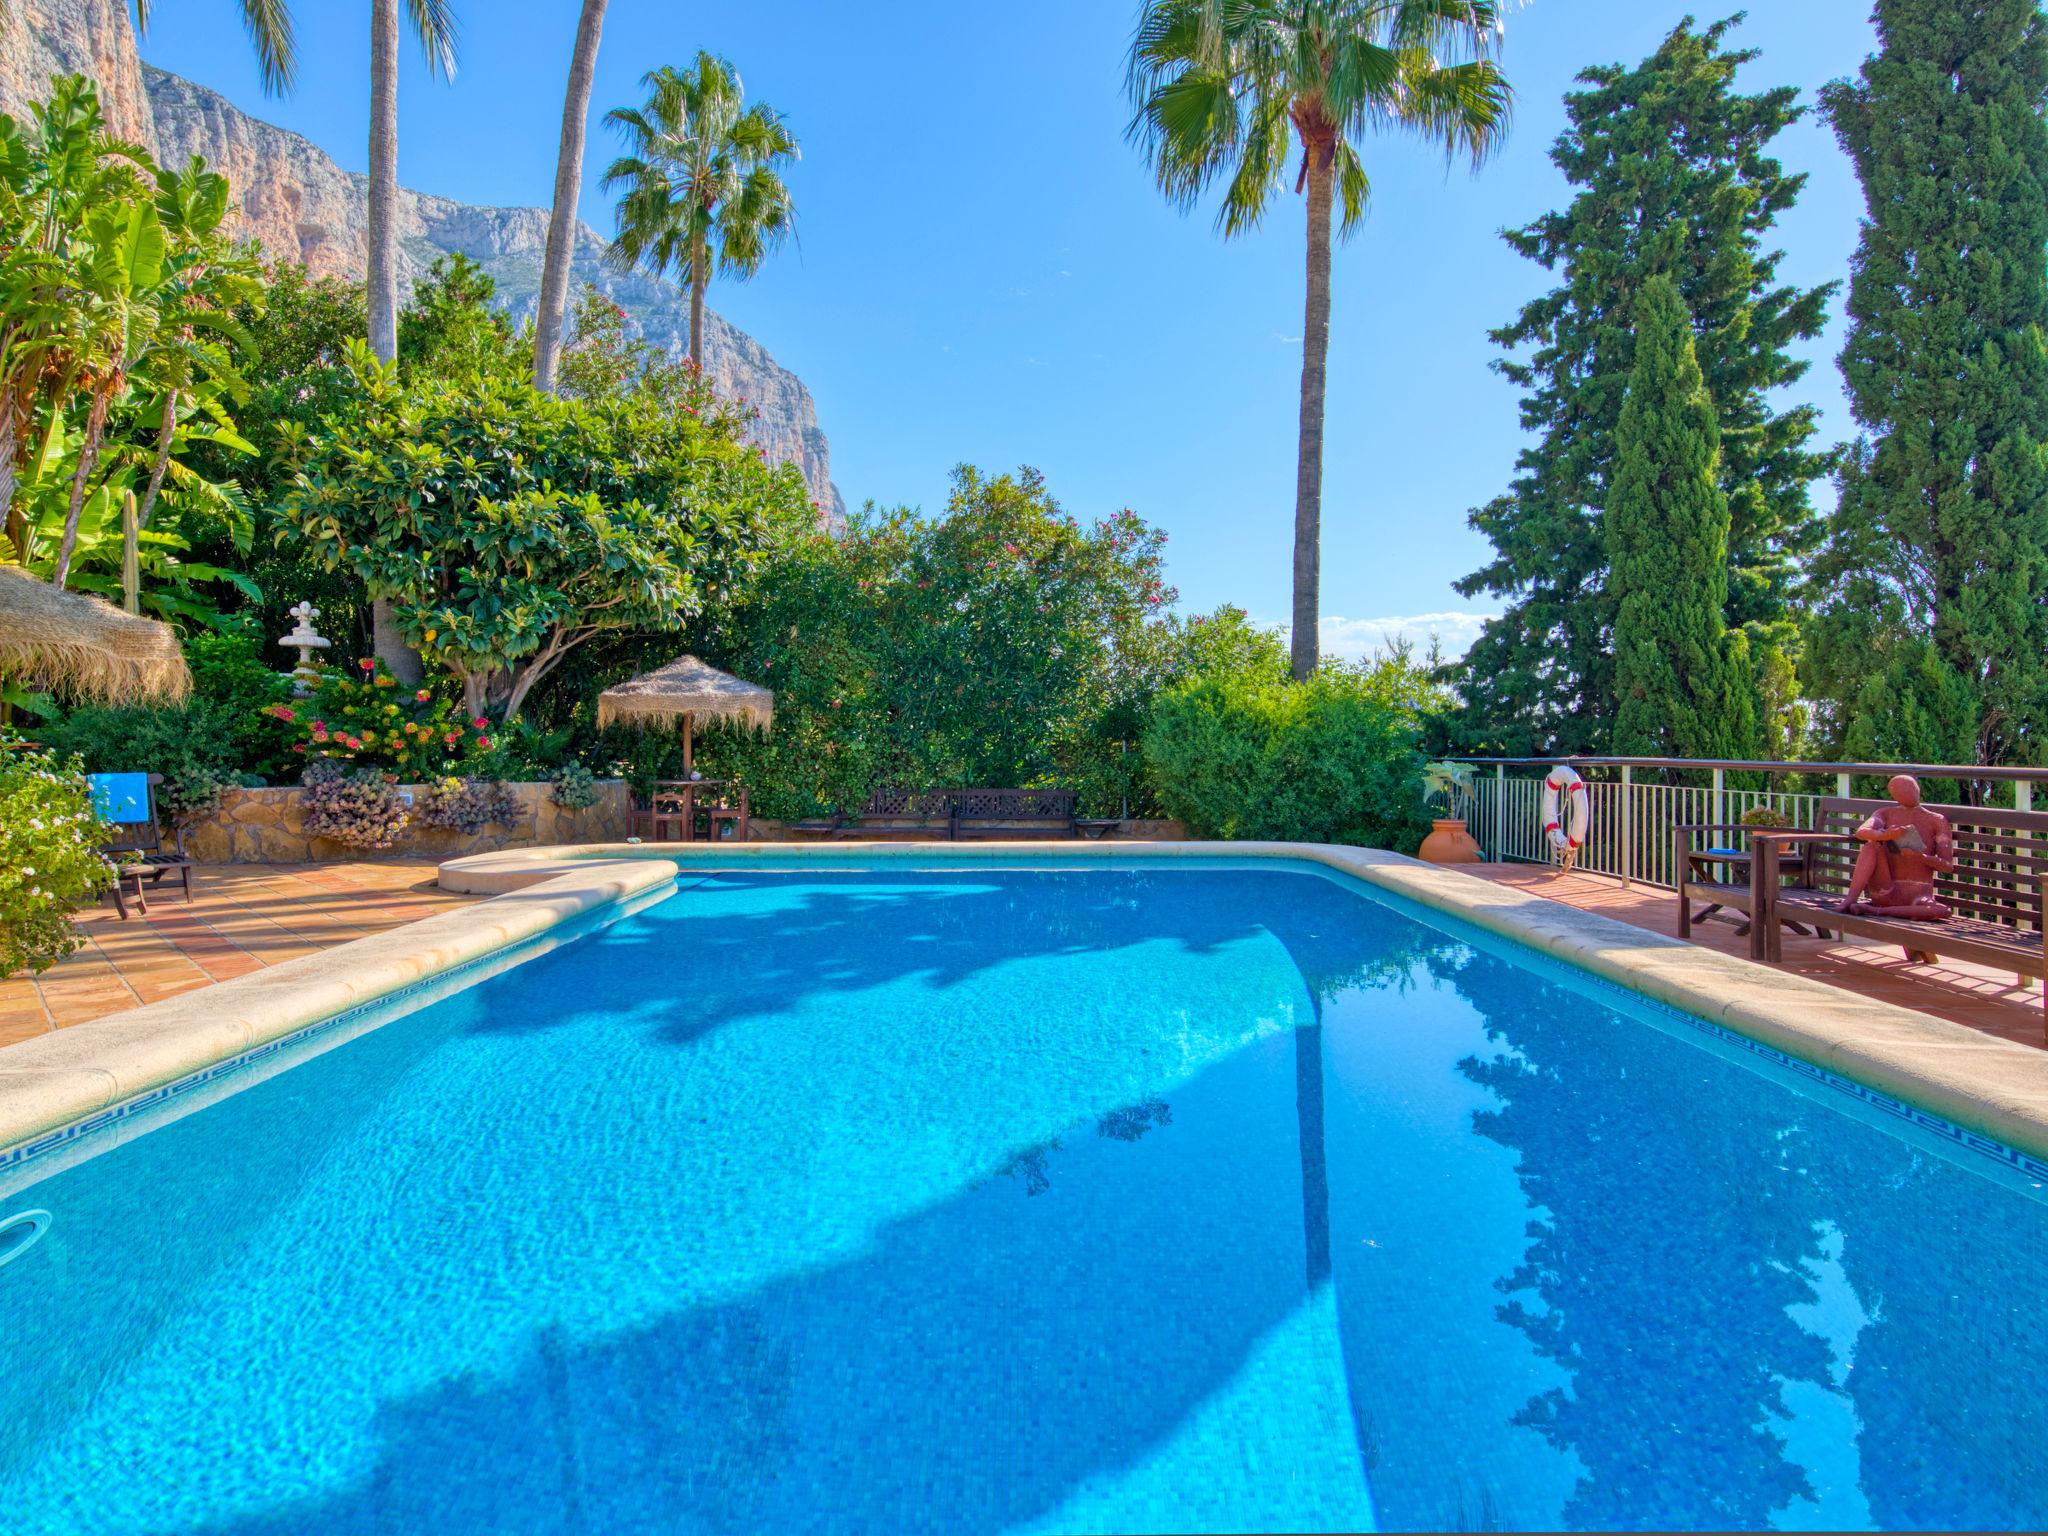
1453, 17, 1833, 753
1607, 275, 1759, 758
1808, 0, 2048, 766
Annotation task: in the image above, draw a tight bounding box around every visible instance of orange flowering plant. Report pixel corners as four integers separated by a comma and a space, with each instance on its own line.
263, 659, 491, 778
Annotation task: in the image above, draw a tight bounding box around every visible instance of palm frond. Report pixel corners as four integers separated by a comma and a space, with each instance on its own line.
405, 0, 460, 80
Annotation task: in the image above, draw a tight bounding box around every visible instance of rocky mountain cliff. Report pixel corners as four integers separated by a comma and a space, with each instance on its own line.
1, 0, 844, 521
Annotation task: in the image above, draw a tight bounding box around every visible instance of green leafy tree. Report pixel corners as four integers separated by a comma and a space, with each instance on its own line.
1605, 275, 1757, 759
685, 467, 1179, 818
396, 253, 521, 379
282, 341, 810, 722
1455, 18, 1834, 753
1807, 0, 2048, 766
602, 52, 799, 366
1126, 0, 1513, 679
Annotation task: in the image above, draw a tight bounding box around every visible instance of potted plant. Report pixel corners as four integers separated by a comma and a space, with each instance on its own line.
1418, 760, 1484, 864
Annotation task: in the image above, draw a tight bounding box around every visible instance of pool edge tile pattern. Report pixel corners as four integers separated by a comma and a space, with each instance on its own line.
4, 841, 2047, 1170
0, 857, 678, 1156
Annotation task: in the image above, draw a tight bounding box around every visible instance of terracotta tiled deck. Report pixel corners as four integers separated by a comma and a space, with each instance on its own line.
1464, 863, 2047, 1051
0, 862, 475, 1050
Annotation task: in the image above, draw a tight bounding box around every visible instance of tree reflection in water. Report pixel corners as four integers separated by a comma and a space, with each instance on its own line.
1445, 949, 2048, 1532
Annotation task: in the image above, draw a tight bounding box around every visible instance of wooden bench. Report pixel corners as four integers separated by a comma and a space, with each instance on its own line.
1677, 798, 2048, 1027
790, 788, 1078, 841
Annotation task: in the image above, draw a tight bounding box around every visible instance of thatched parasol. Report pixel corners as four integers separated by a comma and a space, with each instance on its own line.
596, 654, 772, 774
0, 564, 191, 705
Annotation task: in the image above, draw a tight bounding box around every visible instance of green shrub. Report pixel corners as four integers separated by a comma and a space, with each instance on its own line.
549, 759, 598, 810
0, 743, 114, 977
1142, 669, 1434, 852
35, 699, 252, 825
185, 623, 294, 777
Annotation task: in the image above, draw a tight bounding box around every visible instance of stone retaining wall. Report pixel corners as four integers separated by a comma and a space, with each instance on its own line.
182, 781, 635, 863
182, 787, 1185, 863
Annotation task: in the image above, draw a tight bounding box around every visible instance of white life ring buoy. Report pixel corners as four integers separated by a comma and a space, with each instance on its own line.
1540, 765, 1590, 861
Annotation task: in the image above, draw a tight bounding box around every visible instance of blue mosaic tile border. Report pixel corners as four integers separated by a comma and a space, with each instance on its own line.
6, 857, 2044, 1191
1563, 954, 2048, 1181
0, 880, 678, 1179
0, 948, 502, 1175
1359, 877, 2048, 1184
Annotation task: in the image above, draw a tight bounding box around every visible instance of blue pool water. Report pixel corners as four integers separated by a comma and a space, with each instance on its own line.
1, 862, 2045, 1533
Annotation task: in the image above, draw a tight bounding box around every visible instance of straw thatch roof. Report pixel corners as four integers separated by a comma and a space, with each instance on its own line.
0, 564, 191, 705
595, 654, 773, 731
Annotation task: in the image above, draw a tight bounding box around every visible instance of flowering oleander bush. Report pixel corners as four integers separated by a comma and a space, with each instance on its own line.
549, 759, 598, 810
416, 776, 521, 835
299, 760, 411, 849
267, 661, 485, 777
0, 743, 114, 977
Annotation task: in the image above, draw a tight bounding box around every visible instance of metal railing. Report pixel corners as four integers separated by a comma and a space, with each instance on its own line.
1450, 756, 2046, 890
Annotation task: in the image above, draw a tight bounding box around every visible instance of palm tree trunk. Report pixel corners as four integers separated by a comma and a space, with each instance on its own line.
689, 230, 707, 366
532, 0, 608, 394
1291, 140, 1336, 681
52, 386, 112, 591
135, 386, 178, 530
367, 0, 400, 365
0, 406, 19, 558
366, 0, 422, 684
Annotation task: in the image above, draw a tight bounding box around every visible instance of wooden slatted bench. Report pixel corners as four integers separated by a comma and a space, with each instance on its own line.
788, 788, 1078, 841
1677, 797, 2048, 1028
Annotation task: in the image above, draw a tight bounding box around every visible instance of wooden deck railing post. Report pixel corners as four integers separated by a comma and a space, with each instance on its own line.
1620, 766, 1633, 887
1493, 764, 1505, 863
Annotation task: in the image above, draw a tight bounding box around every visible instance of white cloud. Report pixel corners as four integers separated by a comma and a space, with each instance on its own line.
1317, 611, 1498, 661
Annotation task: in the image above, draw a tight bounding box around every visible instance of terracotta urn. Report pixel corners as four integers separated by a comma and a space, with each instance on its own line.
1418, 817, 1484, 865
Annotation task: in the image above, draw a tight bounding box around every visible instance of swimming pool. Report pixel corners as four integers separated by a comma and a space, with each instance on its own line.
1, 860, 2043, 1532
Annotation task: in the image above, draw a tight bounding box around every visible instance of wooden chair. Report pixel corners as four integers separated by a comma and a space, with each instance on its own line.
92, 773, 194, 919
696, 784, 750, 843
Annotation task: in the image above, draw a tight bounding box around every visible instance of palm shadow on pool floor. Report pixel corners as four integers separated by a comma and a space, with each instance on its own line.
190, 1024, 1370, 1536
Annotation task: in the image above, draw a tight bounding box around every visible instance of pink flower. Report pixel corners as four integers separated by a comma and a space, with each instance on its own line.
416, 689, 431, 703
310, 719, 325, 731
476, 735, 491, 749
473, 717, 488, 730
292, 743, 306, 753
359, 659, 374, 672
312, 729, 329, 742
445, 732, 460, 746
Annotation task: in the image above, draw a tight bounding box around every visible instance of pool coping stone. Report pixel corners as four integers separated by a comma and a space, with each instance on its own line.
3, 840, 2044, 1165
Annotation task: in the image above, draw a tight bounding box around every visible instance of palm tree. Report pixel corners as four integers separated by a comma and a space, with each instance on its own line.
367, 0, 458, 364
365, 0, 456, 679
533, 0, 609, 394
1127, 1, 1513, 679
602, 53, 798, 366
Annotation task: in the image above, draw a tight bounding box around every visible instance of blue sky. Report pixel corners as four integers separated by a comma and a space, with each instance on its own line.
135, 1, 1880, 657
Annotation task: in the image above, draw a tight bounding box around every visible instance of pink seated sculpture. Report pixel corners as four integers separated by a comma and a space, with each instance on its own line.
1839, 775, 1954, 921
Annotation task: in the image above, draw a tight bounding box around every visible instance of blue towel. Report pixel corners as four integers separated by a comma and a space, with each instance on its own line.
87, 773, 152, 825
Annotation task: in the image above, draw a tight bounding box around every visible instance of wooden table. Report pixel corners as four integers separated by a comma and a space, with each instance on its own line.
1745, 830, 1860, 960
